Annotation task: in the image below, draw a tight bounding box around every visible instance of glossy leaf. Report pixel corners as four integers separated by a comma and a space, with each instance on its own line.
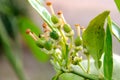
0, 19, 27, 80
18, 17, 49, 62
104, 16, 113, 80
70, 65, 99, 80
82, 11, 110, 69
114, 0, 120, 12
112, 21, 120, 41
59, 73, 84, 80
28, 0, 55, 31
81, 54, 120, 80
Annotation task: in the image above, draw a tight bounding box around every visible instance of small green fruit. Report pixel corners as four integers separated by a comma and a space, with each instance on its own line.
74, 36, 82, 46
44, 40, 53, 50
36, 39, 45, 48
63, 24, 72, 33
51, 15, 59, 24
50, 31, 59, 40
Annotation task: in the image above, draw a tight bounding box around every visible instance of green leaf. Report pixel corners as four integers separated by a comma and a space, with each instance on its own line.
112, 21, 120, 41
81, 54, 120, 80
0, 0, 13, 15
59, 73, 84, 80
104, 16, 113, 80
18, 17, 49, 62
0, 19, 26, 80
82, 11, 110, 69
70, 65, 99, 80
114, 0, 120, 12
0, 14, 18, 40
28, 0, 55, 31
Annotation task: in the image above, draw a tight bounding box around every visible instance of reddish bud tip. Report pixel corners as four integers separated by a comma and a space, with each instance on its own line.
57, 11, 62, 15
46, 1, 52, 6
80, 26, 84, 29
26, 29, 31, 34
42, 23, 47, 28
75, 24, 80, 27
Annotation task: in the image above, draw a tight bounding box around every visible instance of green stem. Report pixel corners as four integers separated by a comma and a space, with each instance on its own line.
52, 53, 62, 66
58, 28, 69, 68
69, 36, 73, 50
87, 54, 90, 73
52, 71, 63, 80
78, 63, 86, 73
65, 44, 69, 68
58, 28, 66, 43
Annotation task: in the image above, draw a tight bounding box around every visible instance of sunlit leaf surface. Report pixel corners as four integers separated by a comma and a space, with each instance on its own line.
82, 11, 110, 69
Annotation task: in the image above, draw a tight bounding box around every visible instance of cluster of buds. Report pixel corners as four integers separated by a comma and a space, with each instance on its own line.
26, 1, 87, 72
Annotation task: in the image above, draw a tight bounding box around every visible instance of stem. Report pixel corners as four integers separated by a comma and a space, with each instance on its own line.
78, 63, 86, 73
69, 36, 73, 50
52, 53, 62, 66
87, 54, 90, 73
65, 44, 69, 68
53, 71, 63, 80
58, 28, 66, 43
58, 28, 69, 68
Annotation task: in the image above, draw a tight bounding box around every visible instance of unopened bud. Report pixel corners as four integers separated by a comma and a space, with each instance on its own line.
51, 15, 59, 24
36, 39, 45, 48
73, 56, 82, 65
50, 31, 59, 40
44, 40, 53, 50
74, 36, 82, 46
63, 24, 72, 33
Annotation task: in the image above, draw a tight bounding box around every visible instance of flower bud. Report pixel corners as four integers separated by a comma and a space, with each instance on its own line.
51, 15, 59, 24
44, 40, 53, 50
74, 36, 82, 46
75, 46, 83, 52
36, 39, 45, 48
73, 56, 82, 65
83, 48, 89, 55
50, 31, 59, 40
55, 48, 62, 60
63, 24, 72, 33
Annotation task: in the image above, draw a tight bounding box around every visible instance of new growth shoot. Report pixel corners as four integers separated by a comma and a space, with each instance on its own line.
26, 1, 113, 80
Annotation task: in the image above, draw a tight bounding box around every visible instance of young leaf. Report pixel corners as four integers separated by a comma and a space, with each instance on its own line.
28, 0, 55, 31
82, 11, 110, 69
104, 16, 113, 80
112, 21, 120, 41
114, 0, 120, 12
18, 17, 49, 62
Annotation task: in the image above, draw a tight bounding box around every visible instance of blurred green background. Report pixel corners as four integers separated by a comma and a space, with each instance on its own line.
0, 0, 119, 80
